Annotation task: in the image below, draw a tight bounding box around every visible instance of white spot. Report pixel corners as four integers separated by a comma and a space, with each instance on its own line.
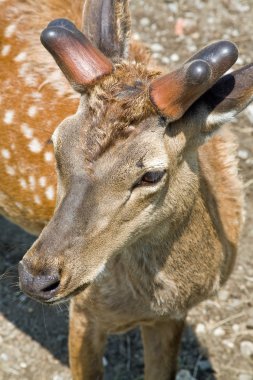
19, 178, 27, 189
31, 92, 42, 100
15, 202, 23, 209
1, 45, 11, 57
5, 165, 16, 176
3, 110, 14, 124
28, 106, 37, 118
34, 195, 41, 205
44, 151, 53, 162
4, 24, 16, 38
28, 138, 42, 153
45, 185, 55, 201
25, 74, 38, 87
39, 176, 47, 188
18, 63, 29, 77
29, 176, 36, 191
21, 123, 33, 139
14, 52, 27, 62
1, 149, 11, 159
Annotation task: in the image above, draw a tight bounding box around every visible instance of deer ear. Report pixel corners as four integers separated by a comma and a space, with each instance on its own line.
40, 19, 113, 92
82, 0, 131, 61
198, 63, 253, 132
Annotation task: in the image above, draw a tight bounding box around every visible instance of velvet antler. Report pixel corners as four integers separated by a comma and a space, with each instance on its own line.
41, 18, 113, 92
149, 41, 238, 120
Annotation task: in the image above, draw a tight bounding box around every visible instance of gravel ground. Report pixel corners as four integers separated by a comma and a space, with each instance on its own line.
1, 0, 253, 379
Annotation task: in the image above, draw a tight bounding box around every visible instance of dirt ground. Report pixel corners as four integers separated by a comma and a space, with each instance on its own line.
1, 0, 253, 379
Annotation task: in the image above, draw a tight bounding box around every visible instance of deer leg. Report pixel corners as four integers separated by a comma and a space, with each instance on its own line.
69, 299, 107, 380
141, 319, 185, 380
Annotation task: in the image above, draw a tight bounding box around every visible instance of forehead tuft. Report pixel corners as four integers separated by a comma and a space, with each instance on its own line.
80, 63, 160, 162
88, 62, 160, 118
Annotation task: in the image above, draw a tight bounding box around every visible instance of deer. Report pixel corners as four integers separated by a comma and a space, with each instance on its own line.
1, 0, 253, 379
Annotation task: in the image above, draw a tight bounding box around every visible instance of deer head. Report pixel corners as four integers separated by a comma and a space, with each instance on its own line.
19, 0, 253, 303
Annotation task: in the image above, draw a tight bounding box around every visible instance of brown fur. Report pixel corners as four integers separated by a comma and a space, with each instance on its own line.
0, 1, 251, 379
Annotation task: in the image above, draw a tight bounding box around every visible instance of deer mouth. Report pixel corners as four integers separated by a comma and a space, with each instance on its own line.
43, 281, 91, 304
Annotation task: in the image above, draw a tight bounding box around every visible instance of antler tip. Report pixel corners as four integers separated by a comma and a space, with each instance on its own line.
47, 18, 77, 33
186, 60, 211, 85
210, 40, 238, 67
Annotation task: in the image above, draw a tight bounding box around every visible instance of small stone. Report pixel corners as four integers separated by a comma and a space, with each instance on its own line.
223, 339, 235, 349
167, 3, 178, 13
240, 341, 253, 358
230, 298, 241, 308
218, 289, 229, 301
19, 294, 27, 302
231, 30, 240, 37
152, 53, 161, 59
246, 158, 253, 166
20, 362, 27, 368
213, 327, 225, 337
140, 17, 150, 27
237, 4, 250, 12
192, 32, 200, 39
238, 374, 253, 380
161, 56, 170, 65
151, 43, 164, 53
175, 18, 185, 36
237, 57, 245, 65
232, 324, 240, 333
52, 374, 64, 380
196, 323, 206, 334
238, 149, 249, 160
102, 356, 108, 367
132, 32, 140, 41
170, 53, 180, 62
183, 19, 198, 35
176, 369, 195, 380
0, 353, 8, 361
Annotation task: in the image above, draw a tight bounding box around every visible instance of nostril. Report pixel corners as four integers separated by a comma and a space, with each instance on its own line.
18, 261, 61, 300
42, 279, 60, 293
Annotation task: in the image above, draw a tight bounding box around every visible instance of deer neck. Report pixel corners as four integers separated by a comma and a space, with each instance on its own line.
106, 188, 225, 317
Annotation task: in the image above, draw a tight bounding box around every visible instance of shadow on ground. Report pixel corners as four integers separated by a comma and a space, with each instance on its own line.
0, 216, 216, 380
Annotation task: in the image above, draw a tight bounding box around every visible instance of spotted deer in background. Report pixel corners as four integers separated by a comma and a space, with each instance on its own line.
1, 0, 253, 379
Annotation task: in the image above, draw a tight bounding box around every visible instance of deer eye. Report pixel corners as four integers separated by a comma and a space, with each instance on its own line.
136, 170, 166, 187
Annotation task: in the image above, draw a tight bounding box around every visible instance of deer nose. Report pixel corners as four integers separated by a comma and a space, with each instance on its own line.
18, 261, 61, 301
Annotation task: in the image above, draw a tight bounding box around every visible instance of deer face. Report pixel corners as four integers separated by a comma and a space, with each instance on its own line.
18, 15, 253, 303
